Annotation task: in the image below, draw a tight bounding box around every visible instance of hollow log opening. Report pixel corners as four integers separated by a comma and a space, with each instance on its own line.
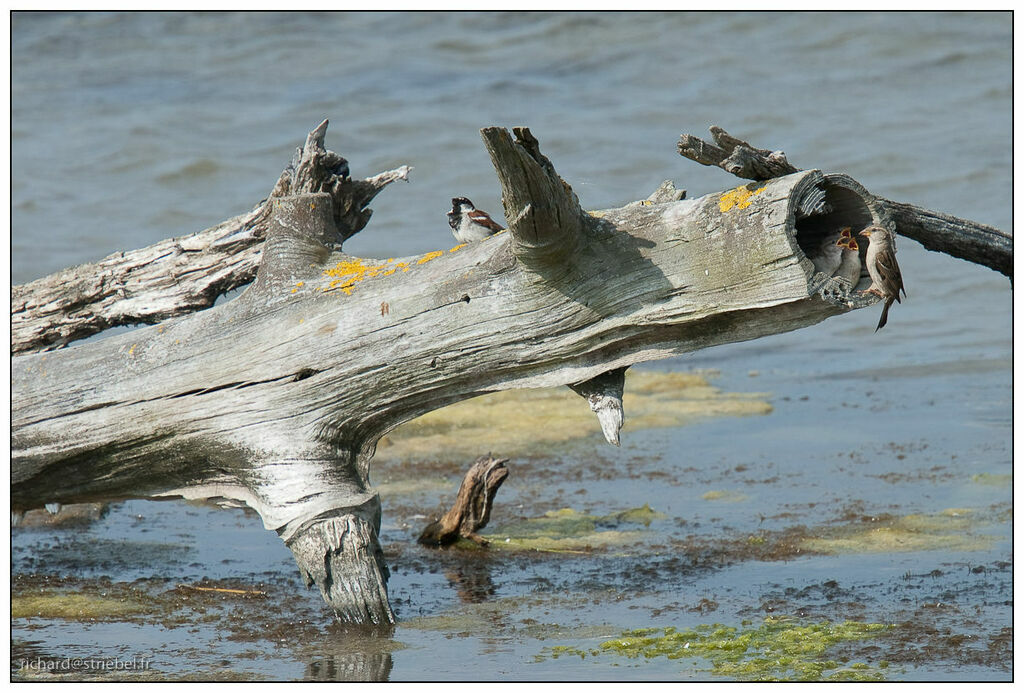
788, 174, 889, 305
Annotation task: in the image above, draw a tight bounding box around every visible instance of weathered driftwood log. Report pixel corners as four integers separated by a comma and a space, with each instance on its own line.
679, 125, 1012, 279
10, 121, 1000, 624
417, 455, 509, 546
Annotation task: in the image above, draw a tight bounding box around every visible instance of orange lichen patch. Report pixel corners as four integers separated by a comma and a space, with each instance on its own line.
128, 344, 137, 356
719, 184, 768, 213
450, 244, 468, 253
320, 249, 451, 296
417, 250, 444, 265
322, 257, 393, 295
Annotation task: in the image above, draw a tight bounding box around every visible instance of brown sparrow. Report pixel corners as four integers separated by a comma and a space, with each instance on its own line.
858, 226, 906, 331
448, 197, 504, 242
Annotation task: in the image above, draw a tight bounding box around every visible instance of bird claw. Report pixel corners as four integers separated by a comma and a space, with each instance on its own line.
808, 271, 833, 295
819, 275, 855, 304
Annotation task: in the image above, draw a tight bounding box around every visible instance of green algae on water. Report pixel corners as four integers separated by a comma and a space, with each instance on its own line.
374, 370, 771, 463
12, 591, 149, 621
970, 473, 1011, 486
543, 617, 892, 681
484, 505, 666, 552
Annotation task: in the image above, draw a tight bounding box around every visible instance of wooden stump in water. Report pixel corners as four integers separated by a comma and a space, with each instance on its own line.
418, 455, 510, 547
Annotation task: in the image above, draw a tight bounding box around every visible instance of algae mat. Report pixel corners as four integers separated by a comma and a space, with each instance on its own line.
375, 369, 771, 462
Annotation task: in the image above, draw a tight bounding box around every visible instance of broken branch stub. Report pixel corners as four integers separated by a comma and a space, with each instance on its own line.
568, 367, 627, 446
10, 119, 410, 355
418, 455, 510, 546
480, 126, 584, 265
678, 125, 799, 181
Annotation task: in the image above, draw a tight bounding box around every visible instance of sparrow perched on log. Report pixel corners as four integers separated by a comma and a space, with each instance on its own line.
448, 197, 505, 242
858, 226, 906, 331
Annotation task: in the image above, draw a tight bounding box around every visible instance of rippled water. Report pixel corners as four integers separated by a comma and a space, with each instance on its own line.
11, 11, 1011, 682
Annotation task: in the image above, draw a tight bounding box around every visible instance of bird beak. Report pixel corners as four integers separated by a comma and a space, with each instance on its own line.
858, 230, 872, 237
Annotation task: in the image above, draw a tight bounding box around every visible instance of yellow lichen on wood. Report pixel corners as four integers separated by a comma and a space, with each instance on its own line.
417, 251, 444, 265
450, 244, 468, 253
322, 257, 396, 296
719, 184, 768, 213
319, 248, 453, 295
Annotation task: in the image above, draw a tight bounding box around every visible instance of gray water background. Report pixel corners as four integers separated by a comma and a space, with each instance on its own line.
11, 11, 1012, 681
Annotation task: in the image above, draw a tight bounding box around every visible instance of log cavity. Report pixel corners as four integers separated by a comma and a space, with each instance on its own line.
793, 177, 874, 259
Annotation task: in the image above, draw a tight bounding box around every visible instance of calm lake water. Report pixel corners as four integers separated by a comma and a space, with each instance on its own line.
11, 11, 1012, 682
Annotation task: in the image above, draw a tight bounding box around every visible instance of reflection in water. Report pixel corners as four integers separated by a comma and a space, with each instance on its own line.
445, 562, 497, 604
305, 625, 395, 682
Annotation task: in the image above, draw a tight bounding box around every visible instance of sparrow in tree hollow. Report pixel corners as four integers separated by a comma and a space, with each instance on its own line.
448, 197, 505, 242
809, 230, 845, 277
858, 226, 906, 331
834, 235, 861, 288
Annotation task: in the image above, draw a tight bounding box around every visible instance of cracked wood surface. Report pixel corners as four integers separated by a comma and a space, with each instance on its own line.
10, 119, 411, 355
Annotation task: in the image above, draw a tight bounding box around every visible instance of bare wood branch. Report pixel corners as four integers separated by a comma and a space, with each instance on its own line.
678, 125, 1011, 279
886, 200, 1012, 279
678, 125, 799, 180
12, 120, 1002, 623
480, 126, 583, 264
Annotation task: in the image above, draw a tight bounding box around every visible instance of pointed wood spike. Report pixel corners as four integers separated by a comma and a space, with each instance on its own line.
568, 367, 627, 447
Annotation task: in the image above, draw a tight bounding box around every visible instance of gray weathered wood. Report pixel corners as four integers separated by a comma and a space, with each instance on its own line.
679, 125, 1012, 279
11, 121, 981, 623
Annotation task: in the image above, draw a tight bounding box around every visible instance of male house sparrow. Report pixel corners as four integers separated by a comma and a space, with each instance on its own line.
448, 197, 504, 242
858, 226, 906, 331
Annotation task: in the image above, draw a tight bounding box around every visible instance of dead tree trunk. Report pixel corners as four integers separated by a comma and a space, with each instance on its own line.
10, 121, 1008, 623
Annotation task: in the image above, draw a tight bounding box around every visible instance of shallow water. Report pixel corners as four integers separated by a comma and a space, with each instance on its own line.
10, 11, 1012, 682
